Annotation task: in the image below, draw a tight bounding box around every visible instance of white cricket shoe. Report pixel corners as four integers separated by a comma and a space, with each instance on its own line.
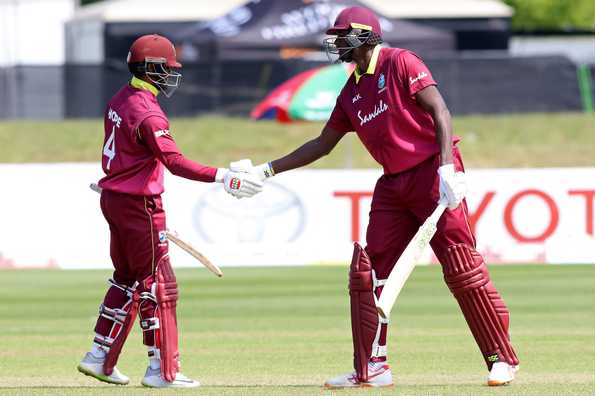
487, 362, 519, 386
141, 366, 200, 388
77, 352, 129, 385
324, 361, 393, 389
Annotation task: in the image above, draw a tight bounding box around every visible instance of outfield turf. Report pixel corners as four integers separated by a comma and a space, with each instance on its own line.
1, 113, 594, 168
1, 265, 594, 395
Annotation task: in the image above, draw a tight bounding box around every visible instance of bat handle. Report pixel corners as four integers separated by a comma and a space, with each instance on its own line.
429, 201, 448, 224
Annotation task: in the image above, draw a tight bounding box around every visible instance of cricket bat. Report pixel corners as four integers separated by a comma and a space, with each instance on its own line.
376, 201, 447, 319
89, 183, 223, 277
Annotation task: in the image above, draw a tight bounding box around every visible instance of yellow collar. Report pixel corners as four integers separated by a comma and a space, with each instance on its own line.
130, 76, 159, 96
354, 45, 381, 84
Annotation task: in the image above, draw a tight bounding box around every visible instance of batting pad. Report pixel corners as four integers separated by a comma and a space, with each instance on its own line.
138, 256, 180, 382
349, 243, 380, 382
443, 244, 519, 368
100, 279, 139, 376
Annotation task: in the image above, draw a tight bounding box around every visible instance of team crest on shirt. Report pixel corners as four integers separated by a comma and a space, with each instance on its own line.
377, 73, 386, 93
158, 230, 168, 244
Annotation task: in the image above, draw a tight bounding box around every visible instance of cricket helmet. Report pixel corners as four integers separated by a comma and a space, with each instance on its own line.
323, 7, 383, 63
127, 34, 182, 97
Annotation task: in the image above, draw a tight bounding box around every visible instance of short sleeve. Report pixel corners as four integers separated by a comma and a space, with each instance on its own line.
396, 50, 437, 97
326, 98, 353, 134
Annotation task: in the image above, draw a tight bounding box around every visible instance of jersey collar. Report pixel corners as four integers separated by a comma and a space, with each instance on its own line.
130, 76, 159, 96
354, 45, 381, 84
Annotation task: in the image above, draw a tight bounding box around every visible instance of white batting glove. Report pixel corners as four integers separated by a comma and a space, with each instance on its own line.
230, 159, 275, 182
438, 164, 467, 210
215, 168, 263, 199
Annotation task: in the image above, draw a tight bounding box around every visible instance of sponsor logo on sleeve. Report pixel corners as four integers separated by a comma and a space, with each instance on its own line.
154, 129, 170, 138
409, 71, 428, 85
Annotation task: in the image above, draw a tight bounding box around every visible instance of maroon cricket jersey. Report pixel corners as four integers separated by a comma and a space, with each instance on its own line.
327, 46, 460, 175
98, 78, 217, 196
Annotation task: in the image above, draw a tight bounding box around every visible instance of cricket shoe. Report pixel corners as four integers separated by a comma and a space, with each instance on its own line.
77, 352, 129, 385
141, 366, 200, 388
324, 361, 393, 389
487, 362, 519, 386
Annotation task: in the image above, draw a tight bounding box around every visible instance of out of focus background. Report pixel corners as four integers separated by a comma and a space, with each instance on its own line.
1, 0, 593, 268
0, 1, 594, 393
2, 0, 595, 118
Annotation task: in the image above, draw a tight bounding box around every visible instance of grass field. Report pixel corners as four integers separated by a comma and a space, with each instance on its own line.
1, 112, 594, 168
1, 265, 594, 395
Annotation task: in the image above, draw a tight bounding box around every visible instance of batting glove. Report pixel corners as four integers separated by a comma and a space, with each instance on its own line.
230, 159, 275, 182
438, 164, 467, 210
216, 168, 263, 199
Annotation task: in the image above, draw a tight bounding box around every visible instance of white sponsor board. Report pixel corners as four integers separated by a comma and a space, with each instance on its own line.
0, 164, 594, 269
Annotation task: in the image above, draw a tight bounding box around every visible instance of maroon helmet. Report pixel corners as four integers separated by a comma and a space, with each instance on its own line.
323, 6, 383, 63
127, 34, 182, 97
326, 6, 382, 36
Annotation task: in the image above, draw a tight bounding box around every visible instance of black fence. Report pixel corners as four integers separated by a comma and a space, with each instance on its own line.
0, 55, 592, 119
0, 66, 64, 119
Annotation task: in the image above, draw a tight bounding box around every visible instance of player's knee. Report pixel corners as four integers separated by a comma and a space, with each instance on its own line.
441, 243, 491, 296
349, 243, 374, 292
104, 278, 136, 305
363, 243, 394, 280
364, 239, 382, 259
156, 256, 178, 303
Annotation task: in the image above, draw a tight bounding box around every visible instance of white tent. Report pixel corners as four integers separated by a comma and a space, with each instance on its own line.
0, 0, 75, 66
66, 0, 246, 64
70, 0, 246, 22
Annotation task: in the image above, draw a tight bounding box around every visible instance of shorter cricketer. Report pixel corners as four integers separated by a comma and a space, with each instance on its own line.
77, 34, 262, 388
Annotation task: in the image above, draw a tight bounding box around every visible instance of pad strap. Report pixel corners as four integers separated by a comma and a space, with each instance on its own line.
370, 271, 388, 359
108, 278, 136, 297
101, 280, 139, 376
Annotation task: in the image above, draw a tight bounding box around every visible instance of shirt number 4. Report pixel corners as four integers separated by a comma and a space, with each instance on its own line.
103, 125, 116, 170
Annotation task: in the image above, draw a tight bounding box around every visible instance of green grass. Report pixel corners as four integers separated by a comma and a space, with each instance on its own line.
0, 112, 593, 167
1, 265, 594, 395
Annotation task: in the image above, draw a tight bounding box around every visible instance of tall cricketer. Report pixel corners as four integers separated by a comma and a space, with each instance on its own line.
231, 6, 519, 389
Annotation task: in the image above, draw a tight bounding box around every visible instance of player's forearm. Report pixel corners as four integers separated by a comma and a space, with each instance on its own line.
163, 153, 218, 182
143, 128, 217, 182
433, 107, 454, 166
415, 86, 453, 166
270, 137, 331, 174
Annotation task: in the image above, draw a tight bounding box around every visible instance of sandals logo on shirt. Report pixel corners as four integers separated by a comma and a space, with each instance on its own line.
409, 71, 428, 85
357, 99, 389, 126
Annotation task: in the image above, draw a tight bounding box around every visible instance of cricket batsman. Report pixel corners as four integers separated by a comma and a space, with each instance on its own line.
77, 34, 263, 388
230, 7, 519, 388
